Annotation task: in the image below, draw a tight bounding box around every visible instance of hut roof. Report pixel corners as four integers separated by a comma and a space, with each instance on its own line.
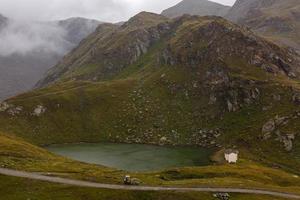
224, 149, 239, 154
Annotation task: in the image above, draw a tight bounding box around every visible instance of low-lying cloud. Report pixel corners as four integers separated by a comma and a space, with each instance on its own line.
0, 0, 236, 57
0, 20, 71, 56
0, 0, 236, 23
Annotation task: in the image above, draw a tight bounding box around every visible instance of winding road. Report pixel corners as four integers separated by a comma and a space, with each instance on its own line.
0, 168, 300, 199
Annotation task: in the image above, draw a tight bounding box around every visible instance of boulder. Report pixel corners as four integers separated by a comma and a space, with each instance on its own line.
7, 106, 23, 116
282, 136, 294, 152
262, 119, 276, 134
0, 102, 11, 112
33, 105, 46, 116
159, 136, 168, 145
209, 94, 217, 105
292, 93, 300, 104
275, 116, 289, 126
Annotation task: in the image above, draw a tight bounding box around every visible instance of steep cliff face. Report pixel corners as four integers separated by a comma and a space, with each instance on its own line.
2, 13, 300, 172
162, 0, 230, 18
226, 0, 300, 52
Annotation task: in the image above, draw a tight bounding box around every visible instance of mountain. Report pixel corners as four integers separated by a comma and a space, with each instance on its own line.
0, 17, 102, 100
36, 12, 168, 87
56, 17, 102, 44
2, 12, 300, 174
226, 0, 300, 52
161, 0, 230, 18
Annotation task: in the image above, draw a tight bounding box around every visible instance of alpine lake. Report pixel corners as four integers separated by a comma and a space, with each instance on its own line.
47, 143, 213, 172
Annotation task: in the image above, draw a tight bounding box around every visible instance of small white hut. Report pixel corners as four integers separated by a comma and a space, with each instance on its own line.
224, 149, 239, 164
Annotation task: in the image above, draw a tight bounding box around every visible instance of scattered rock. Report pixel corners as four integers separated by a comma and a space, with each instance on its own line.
292, 93, 300, 104
279, 134, 295, 152
227, 100, 234, 112
7, 106, 23, 116
33, 105, 46, 116
275, 116, 289, 126
209, 94, 217, 105
0, 102, 11, 112
272, 94, 281, 101
159, 136, 168, 145
262, 119, 275, 138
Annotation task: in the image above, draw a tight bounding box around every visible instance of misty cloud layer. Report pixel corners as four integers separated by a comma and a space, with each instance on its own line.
0, 0, 235, 22
0, 20, 72, 56
0, 0, 236, 57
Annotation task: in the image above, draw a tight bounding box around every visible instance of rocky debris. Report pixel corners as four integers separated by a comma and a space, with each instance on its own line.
262, 114, 298, 151
272, 94, 281, 101
7, 106, 23, 116
262, 119, 275, 139
205, 65, 230, 86
227, 100, 235, 112
33, 105, 46, 116
159, 136, 168, 145
189, 128, 222, 147
292, 93, 300, 104
274, 116, 289, 126
276, 131, 296, 152
209, 94, 217, 105
0, 102, 11, 112
0, 102, 23, 116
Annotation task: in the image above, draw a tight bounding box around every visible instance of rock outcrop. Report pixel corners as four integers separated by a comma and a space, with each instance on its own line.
262, 114, 298, 151
33, 105, 46, 117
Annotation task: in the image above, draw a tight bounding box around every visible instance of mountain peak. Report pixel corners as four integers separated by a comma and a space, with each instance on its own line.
226, 0, 300, 51
162, 0, 230, 18
124, 12, 168, 28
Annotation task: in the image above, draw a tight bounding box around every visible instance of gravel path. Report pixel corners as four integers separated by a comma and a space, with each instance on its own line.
0, 168, 299, 199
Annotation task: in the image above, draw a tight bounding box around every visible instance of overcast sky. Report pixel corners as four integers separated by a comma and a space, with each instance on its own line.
0, 0, 236, 22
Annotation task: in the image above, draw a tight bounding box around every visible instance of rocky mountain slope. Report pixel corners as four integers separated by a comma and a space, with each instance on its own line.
226, 0, 300, 52
1, 12, 300, 173
162, 0, 230, 18
0, 16, 102, 100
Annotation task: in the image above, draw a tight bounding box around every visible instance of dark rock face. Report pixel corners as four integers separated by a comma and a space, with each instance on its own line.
162, 0, 230, 18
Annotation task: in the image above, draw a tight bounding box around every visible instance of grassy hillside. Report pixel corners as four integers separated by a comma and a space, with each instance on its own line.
0, 13, 300, 197
3, 175, 295, 200
1, 131, 300, 197
0, 132, 128, 183
0, 14, 300, 174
